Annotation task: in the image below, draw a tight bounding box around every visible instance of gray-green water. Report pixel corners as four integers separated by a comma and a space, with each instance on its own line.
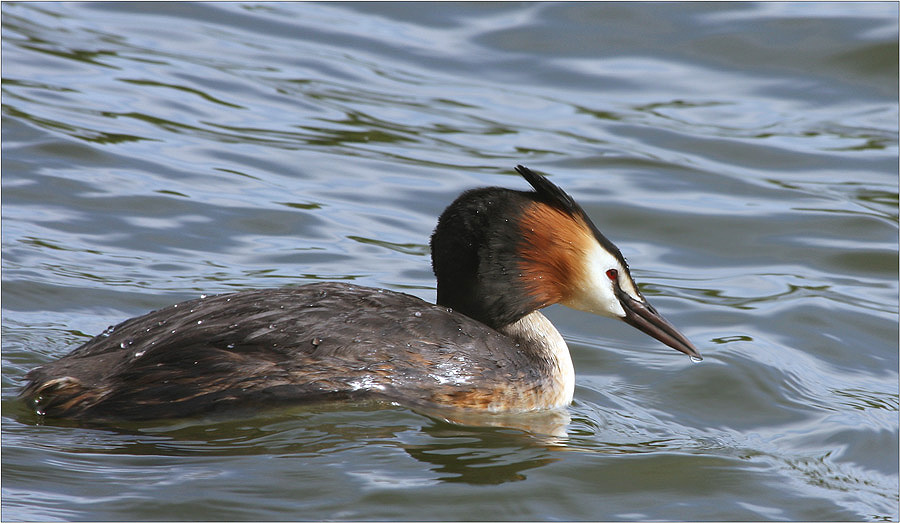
2, 2, 897, 521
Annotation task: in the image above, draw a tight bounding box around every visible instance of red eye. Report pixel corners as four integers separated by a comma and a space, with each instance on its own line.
606, 269, 618, 281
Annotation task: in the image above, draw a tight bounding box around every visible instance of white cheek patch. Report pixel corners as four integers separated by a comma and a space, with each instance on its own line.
562, 243, 629, 319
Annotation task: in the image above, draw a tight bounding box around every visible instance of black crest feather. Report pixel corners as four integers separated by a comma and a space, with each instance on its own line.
514, 165, 581, 215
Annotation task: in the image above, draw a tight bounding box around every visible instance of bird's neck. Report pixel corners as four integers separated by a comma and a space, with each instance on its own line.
498, 310, 575, 408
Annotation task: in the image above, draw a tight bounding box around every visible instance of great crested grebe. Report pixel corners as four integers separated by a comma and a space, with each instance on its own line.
21, 165, 700, 421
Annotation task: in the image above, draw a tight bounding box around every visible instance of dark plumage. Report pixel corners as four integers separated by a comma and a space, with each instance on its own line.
22, 283, 557, 420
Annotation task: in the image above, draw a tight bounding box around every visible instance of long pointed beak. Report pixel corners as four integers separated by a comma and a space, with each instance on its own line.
616, 287, 701, 360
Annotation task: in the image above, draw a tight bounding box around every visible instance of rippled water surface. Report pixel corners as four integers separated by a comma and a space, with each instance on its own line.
2, 2, 898, 521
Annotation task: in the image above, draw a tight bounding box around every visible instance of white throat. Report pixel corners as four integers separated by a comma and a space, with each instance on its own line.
498, 310, 575, 408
